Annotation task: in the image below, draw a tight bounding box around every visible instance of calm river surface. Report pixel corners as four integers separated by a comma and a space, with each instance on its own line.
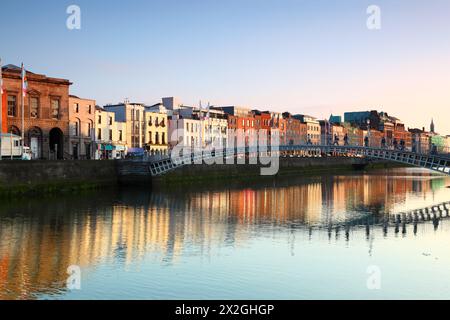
0, 168, 449, 300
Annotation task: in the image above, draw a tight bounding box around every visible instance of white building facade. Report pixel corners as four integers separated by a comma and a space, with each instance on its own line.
94, 107, 127, 159
168, 115, 202, 149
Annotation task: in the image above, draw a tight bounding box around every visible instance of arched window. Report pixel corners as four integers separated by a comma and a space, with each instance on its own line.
28, 126, 42, 137
87, 120, 93, 139
28, 127, 43, 159
8, 125, 21, 136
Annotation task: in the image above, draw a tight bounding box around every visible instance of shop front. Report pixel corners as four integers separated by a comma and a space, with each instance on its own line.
97, 144, 115, 160
115, 145, 126, 159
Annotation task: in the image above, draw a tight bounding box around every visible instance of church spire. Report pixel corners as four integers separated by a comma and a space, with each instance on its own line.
430, 118, 435, 133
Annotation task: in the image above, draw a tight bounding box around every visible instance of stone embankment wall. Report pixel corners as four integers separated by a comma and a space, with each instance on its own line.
0, 160, 117, 196
0, 157, 397, 196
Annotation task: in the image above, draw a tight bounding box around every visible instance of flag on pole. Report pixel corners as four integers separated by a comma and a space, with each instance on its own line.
0, 58, 3, 137
0, 59, 3, 95
21, 63, 27, 97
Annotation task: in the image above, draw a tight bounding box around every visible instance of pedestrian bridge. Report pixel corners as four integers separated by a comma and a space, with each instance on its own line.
148, 145, 450, 176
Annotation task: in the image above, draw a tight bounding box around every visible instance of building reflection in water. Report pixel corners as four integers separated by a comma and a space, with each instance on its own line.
0, 168, 448, 299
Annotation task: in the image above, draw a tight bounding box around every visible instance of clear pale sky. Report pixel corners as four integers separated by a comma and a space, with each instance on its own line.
1, 0, 449, 134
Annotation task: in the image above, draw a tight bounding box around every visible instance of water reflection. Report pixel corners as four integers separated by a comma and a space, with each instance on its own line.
0, 168, 449, 299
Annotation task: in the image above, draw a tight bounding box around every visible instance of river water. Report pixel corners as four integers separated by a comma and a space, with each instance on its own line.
0, 168, 449, 300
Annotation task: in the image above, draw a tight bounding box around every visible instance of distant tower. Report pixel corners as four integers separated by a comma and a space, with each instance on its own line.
430, 118, 435, 133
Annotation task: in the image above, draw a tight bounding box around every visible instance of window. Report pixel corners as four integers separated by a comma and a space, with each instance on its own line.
74, 121, 79, 136
88, 105, 92, 114
109, 130, 113, 141
97, 128, 102, 140
87, 122, 92, 138
74, 103, 79, 113
98, 115, 102, 124
119, 130, 123, 141
30, 97, 39, 118
109, 116, 113, 125
7, 95, 17, 117
162, 132, 166, 145
148, 131, 152, 143
51, 99, 60, 119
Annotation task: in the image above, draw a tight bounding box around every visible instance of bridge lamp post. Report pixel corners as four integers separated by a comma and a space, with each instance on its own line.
367, 119, 371, 147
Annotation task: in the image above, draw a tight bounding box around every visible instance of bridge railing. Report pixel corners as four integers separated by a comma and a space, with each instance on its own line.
159, 141, 449, 162
157, 132, 449, 159
148, 143, 450, 176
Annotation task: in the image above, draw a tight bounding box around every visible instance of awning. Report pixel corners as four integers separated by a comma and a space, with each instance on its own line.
104, 144, 115, 151
98, 144, 115, 151
127, 148, 144, 154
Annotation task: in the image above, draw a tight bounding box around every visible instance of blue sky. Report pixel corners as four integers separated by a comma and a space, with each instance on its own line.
1, 0, 449, 133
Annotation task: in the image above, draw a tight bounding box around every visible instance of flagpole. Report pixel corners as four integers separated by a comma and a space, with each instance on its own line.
0, 58, 3, 161
21, 63, 25, 154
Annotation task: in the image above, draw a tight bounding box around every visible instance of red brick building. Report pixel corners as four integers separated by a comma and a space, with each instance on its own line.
222, 107, 257, 146
283, 112, 306, 145
368, 129, 384, 147
392, 121, 412, 149
252, 110, 271, 132
2, 65, 71, 159
409, 128, 431, 153
268, 112, 286, 145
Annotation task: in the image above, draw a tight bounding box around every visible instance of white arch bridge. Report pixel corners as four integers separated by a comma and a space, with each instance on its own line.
147, 145, 450, 176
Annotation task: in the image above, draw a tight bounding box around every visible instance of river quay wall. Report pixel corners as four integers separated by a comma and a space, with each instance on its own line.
148, 157, 395, 186
0, 158, 398, 196
0, 160, 117, 196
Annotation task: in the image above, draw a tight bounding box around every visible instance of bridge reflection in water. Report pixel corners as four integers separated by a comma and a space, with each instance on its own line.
0, 168, 449, 299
